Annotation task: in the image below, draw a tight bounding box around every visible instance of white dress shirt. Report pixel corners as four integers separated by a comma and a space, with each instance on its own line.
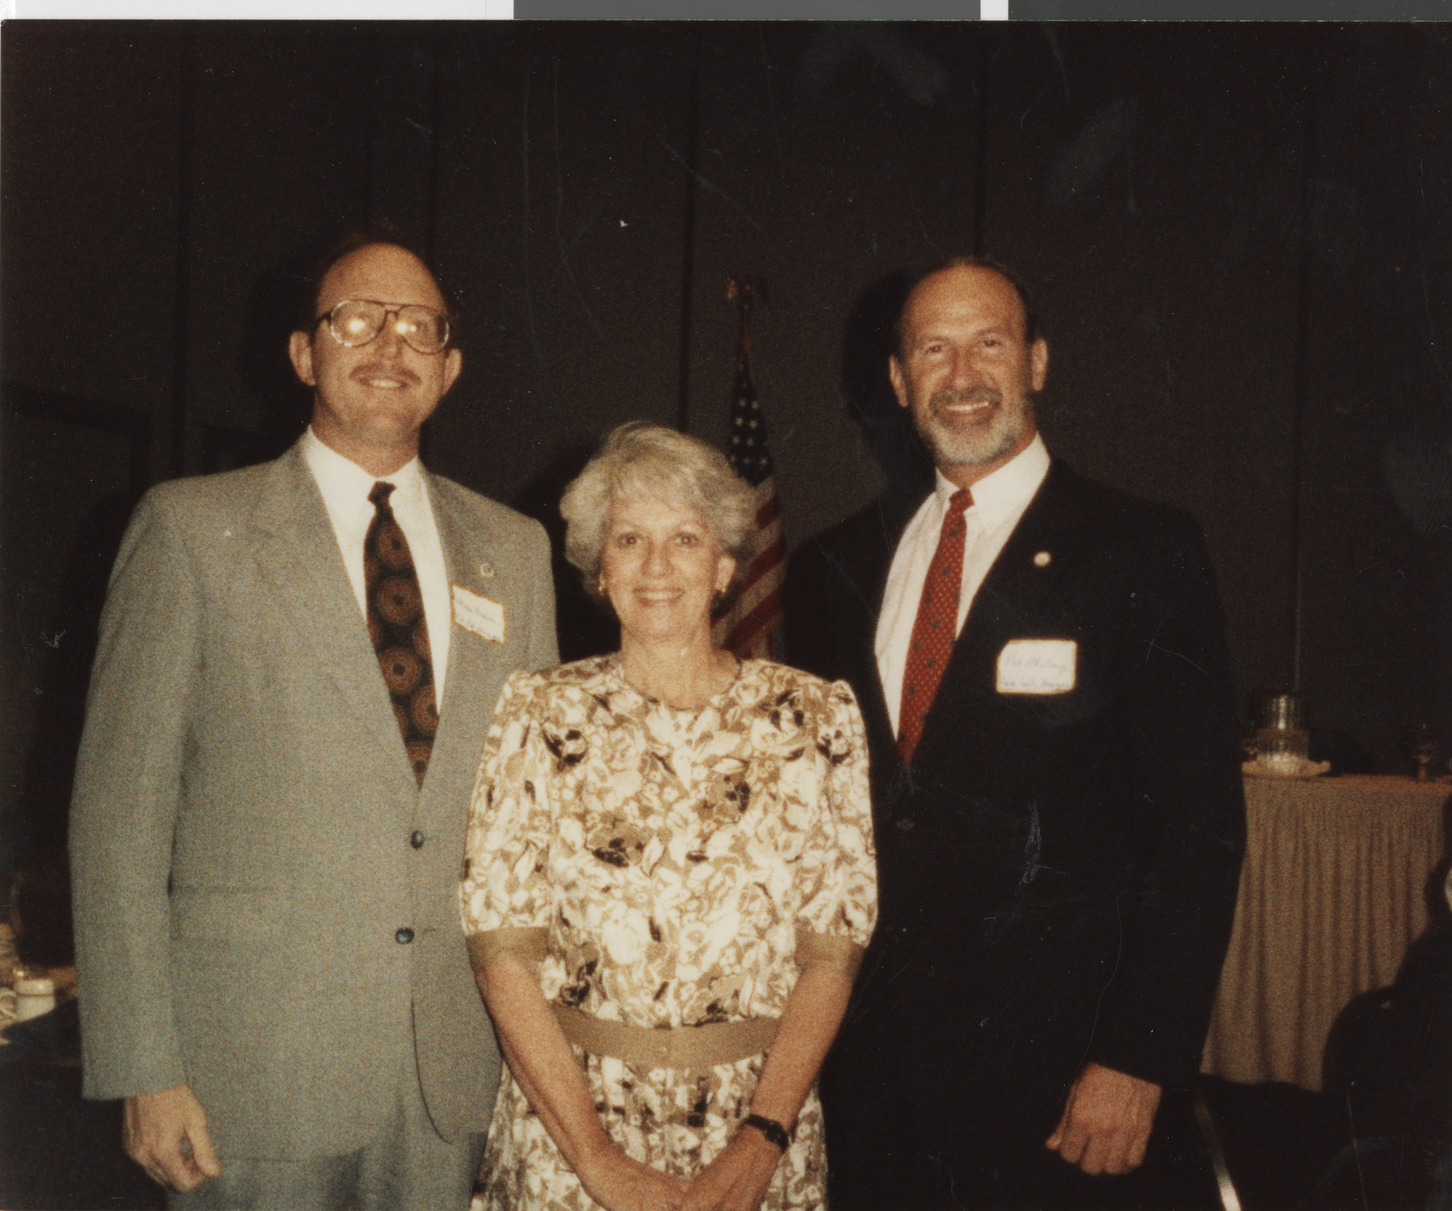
301, 427, 453, 701
876, 433, 1051, 735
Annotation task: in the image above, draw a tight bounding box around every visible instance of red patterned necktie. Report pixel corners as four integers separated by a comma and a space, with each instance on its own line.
897, 488, 972, 765
365, 482, 437, 785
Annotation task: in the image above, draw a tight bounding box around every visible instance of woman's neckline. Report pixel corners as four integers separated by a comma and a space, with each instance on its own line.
612, 651, 744, 712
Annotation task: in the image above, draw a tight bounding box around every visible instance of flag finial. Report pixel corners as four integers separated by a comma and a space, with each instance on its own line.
727, 276, 769, 357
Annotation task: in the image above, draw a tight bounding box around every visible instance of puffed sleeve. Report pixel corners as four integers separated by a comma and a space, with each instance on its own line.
459, 670, 557, 969
792, 679, 878, 977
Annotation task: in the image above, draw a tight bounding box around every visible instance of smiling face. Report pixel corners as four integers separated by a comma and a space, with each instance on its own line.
890, 264, 1048, 488
288, 242, 462, 477
599, 494, 736, 649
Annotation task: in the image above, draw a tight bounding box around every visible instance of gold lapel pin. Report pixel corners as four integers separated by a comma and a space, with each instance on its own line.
1033, 550, 1052, 568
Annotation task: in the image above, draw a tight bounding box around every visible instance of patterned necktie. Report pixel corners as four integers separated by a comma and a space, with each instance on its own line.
365, 482, 437, 785
898, 488, 972, 765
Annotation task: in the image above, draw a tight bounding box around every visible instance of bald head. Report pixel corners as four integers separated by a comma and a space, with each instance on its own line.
889, 262, 1048, 489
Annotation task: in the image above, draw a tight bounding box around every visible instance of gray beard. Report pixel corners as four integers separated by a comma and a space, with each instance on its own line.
915, 387, 1030, 468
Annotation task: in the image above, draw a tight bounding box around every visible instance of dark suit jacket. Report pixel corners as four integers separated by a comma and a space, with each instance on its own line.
70, 441, 558, 1159
788, 460, 1245, 1166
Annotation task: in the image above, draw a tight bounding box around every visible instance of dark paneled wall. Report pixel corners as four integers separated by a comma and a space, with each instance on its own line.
4, 21, 1451, 884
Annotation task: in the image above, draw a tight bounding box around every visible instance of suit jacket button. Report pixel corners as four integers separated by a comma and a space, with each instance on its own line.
396, 927, 415, 944
410, 830, 426, 849
896, 818, 915, 832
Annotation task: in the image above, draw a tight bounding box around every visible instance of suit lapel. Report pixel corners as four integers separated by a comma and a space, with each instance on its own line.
861, 494, 917, 747
247, 445, 415, 787
819, 491, 920, 768
965, 462, 1084, 630
427, 477, 508, 793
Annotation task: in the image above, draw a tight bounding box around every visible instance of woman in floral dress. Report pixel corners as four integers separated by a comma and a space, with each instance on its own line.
460, 423, 876, 1211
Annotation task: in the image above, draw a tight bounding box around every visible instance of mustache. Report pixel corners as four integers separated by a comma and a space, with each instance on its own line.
930, 386, 1001, 410
351, 363, 421, 386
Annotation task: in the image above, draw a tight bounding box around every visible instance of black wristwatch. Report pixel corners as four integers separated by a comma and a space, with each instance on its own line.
742, 1113, 793, 1153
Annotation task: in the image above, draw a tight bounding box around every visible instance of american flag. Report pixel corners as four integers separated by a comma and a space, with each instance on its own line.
713, 341, 784, 659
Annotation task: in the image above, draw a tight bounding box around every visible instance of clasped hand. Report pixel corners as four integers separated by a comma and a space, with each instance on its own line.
582, 1126, 782, 1211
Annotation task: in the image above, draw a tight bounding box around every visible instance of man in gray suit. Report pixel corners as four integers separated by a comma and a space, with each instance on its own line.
70, 236, 558, 1208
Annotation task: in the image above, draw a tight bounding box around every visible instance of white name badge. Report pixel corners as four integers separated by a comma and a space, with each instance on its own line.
452, 585, 506, 646
996, 639, 1077, 695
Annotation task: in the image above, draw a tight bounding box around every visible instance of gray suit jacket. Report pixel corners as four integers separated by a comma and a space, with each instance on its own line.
70, 440, 558, 1159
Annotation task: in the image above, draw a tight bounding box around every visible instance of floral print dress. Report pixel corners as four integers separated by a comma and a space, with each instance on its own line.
460, 655, 877, 1210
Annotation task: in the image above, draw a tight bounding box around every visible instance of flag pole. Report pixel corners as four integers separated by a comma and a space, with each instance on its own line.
726, 275, 768, 368
715, 276, 784, 660
675, 50, 701, 434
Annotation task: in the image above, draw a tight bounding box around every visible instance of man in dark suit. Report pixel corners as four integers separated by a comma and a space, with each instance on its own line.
792, 259, 1245, 1209
70, 236, 558, 1208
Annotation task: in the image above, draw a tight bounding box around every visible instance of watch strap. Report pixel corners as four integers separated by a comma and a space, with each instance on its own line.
742, 1112, 792, 1153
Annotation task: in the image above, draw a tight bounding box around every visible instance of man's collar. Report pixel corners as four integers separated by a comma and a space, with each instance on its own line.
302, 426, 424, 499
934, 433, 1050, 523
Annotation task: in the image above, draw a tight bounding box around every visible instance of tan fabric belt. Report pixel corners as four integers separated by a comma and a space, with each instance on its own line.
553, 1005, 780, 1072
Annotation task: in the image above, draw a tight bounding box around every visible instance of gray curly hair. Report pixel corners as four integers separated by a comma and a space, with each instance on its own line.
560, 421, 757, 603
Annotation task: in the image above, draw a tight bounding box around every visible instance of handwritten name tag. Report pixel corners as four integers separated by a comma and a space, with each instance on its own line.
452, 585, 506, 646
996, 639, 1077, 695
